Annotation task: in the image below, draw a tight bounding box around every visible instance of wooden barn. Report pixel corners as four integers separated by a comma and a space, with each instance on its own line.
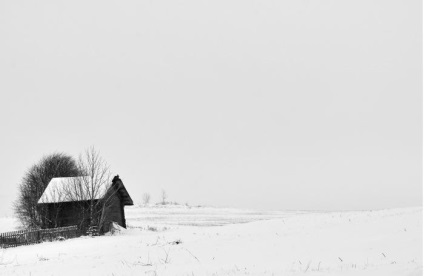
37, 175, 133, 233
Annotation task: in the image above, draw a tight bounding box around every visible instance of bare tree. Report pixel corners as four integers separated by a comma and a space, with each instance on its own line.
142, 193, 151, 205
161, 189, 167, 205
78, 147, 111, 228
62, 147, 115, 233
14, 153, 80, 228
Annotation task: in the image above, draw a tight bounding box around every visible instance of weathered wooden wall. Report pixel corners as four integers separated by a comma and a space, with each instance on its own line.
42, 195, 126, 233
44, 201, 91, 230
104, 192, 125, 228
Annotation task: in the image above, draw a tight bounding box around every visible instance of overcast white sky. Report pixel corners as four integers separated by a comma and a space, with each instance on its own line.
0, 0, 421, 216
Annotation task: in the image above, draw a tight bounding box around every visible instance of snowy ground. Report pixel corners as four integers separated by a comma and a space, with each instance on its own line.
0, 205, 421, 276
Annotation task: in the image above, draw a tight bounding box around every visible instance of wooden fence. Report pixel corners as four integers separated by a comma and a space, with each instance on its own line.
0, 225, 78, 248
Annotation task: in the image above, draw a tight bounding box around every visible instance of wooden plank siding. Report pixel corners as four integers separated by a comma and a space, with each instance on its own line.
105, 192, 124, 227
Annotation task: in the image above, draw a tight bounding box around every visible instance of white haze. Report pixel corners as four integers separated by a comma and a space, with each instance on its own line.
0, 0, 421, 216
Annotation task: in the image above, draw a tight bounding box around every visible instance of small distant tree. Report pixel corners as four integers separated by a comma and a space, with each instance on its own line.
142, 193, 151, 205
161, 189, 167, 205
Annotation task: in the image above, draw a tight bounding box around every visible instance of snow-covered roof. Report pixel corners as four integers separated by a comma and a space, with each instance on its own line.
37, 176, 110, 204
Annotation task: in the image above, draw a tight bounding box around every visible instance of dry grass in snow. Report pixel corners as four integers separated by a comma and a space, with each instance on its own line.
0, 205, 421, 276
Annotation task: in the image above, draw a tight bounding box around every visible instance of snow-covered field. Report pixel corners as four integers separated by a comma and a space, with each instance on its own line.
0, 205, 421, 276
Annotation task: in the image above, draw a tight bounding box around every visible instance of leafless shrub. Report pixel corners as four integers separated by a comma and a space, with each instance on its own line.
142, 193, 151, 205
160, 189, 167, 205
